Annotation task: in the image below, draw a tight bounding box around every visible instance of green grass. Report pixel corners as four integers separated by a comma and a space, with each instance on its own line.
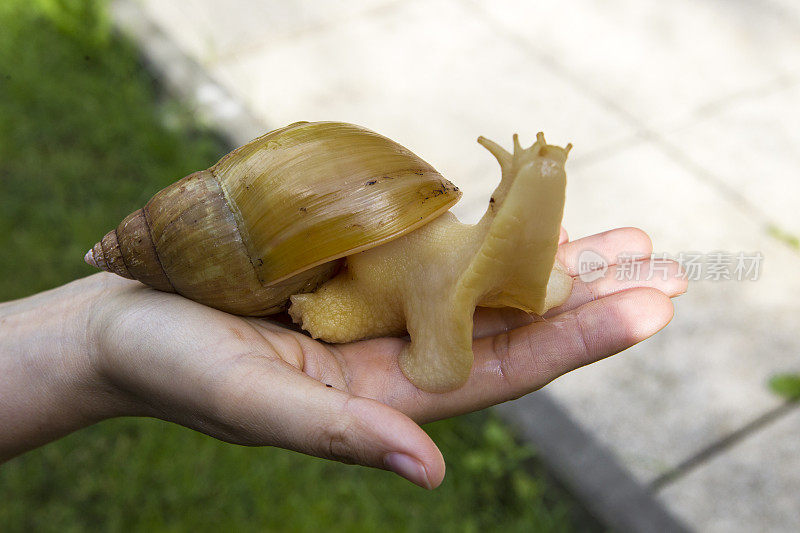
768, 373, 800, 402
1, 415, 586, 532
767, 224, 800, 251
0, 1, 592, 531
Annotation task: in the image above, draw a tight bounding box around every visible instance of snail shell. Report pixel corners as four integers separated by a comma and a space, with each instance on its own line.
85, 121, 461, 315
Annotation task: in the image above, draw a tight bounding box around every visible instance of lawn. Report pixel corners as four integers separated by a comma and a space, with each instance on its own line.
0, 1, 594, 531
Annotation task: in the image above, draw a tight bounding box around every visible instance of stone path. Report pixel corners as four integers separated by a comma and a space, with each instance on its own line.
114, 1, 800, 530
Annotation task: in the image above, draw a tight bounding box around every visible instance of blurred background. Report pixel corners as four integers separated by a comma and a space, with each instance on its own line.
1, 0, 798, 531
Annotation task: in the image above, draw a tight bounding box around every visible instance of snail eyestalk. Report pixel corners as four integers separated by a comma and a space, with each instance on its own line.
289, 132, 573, 392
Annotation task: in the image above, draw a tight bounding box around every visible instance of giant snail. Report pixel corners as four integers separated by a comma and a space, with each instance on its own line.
86, 121, 573, 392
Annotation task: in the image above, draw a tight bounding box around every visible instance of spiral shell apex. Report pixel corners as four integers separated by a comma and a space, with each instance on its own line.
85, 121, 462, 316
85, 207, 174, 291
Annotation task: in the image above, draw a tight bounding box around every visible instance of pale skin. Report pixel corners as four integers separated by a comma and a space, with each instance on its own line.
0, 226, 686, 489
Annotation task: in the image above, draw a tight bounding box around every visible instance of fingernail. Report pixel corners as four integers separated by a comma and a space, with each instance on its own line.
383, 452, 432, 489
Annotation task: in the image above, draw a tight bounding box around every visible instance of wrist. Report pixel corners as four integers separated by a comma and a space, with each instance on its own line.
0, 274, 133, 460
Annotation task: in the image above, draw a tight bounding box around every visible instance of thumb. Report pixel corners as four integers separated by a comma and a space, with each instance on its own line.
304, 383, 446, 489
209, 361, 445, 489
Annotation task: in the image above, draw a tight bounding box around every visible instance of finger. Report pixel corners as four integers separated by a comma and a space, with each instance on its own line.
203, 357, 445, 489
557, 227, 652, 276
472, 227, 658, 338
379, 288, 674, 423
472, 307, 537, 339
472, 255, 681, 340
545, 258, 687, 317
559, 226, 569, 244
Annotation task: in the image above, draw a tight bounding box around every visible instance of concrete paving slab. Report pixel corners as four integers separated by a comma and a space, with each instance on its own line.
476, 0, 800, 130
553, 139, 800, 483
205, 0, 636, 222
138, 0, 394, 65
667, 82, 800, 237
658, 405, 800, 532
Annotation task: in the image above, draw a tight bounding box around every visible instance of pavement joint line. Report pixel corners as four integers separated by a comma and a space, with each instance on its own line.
650, 401, 800, 491
563, 69, 797, 173
648, 134, 769, 220
652, 134, 800, 257
687, 71, 800, 122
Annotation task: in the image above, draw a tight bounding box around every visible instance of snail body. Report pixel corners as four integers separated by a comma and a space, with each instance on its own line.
85, 121, 461, 315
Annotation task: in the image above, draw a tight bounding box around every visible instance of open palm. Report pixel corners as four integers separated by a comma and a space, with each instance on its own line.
91, 226, 685, 488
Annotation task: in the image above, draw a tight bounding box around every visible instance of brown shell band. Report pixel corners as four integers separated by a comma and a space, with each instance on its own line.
114, 208, 175, 292
98, 229, 132, 279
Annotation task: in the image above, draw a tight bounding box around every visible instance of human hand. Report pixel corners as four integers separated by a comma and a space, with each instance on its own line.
0, 226, 685, 489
